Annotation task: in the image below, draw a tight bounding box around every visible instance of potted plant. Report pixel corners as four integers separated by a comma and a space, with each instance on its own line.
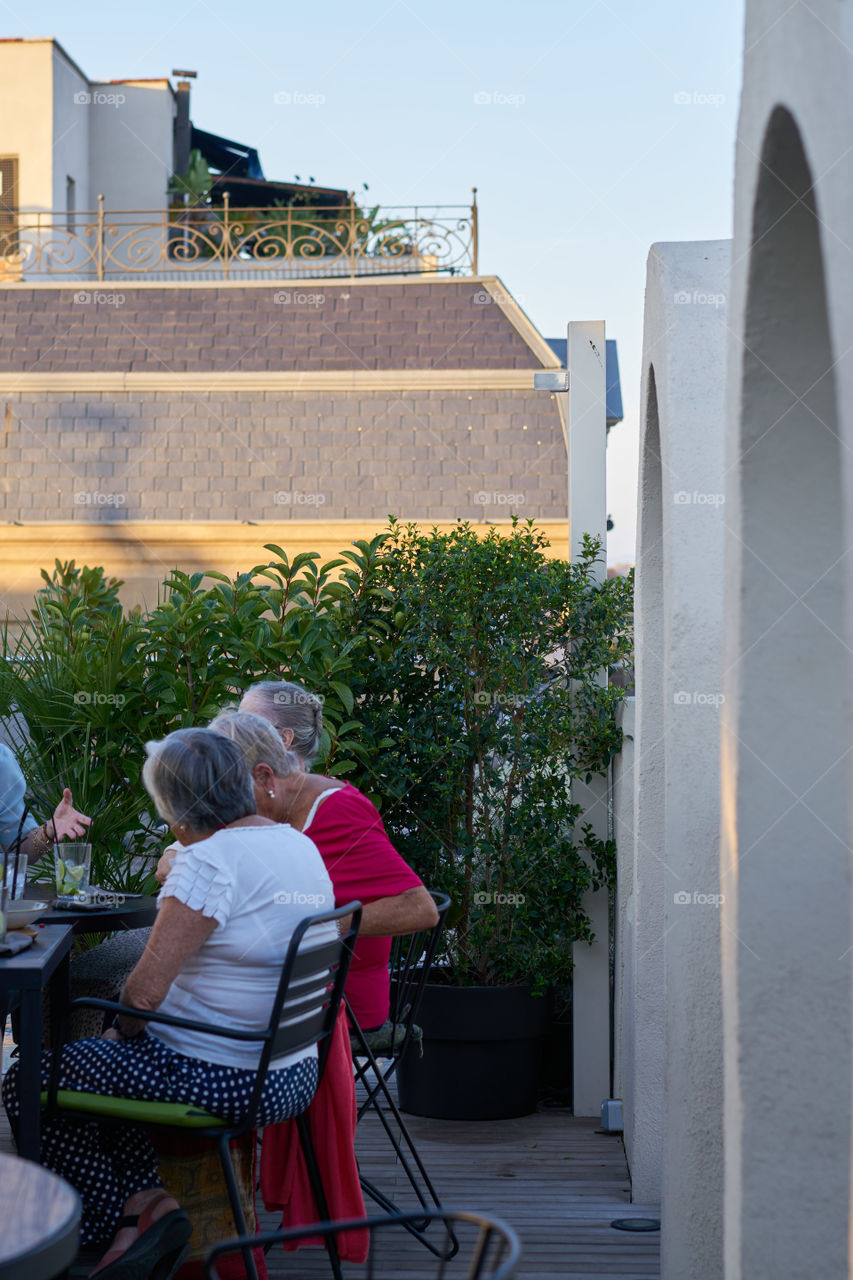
351, 520, 634, 1119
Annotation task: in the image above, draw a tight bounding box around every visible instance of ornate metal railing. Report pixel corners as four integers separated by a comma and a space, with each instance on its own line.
0, 192, 478, 282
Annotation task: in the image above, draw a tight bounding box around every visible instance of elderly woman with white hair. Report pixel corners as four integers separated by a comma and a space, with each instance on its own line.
3, 728, 335, 1280
222, 685, 438, 1032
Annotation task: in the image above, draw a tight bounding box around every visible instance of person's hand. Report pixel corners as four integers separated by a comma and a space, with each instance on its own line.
101, 1027, 122, 1041
52, 789, 92, 842
155, 847, 177, 886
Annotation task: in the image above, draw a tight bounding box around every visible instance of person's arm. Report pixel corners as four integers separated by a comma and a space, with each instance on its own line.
346, 885, 439, 938
20, 788, 91, 865
105, 896, 216, 1039
154, 844, 180, 886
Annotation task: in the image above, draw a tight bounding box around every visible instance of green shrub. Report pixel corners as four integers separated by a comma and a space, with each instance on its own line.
343, 519, 634, 989
0, 523, 633, 991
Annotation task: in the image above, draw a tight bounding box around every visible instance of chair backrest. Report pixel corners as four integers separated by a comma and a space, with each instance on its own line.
246, 900, 361, 1124
386, 890, 451, 1062
204, 1207, 521, 1280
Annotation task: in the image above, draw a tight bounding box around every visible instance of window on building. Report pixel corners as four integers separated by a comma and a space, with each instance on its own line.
0, 156, 19, 257
66, 175, 76, 232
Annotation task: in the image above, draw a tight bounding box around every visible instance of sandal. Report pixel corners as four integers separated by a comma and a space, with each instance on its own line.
93, 1190, 192, 1280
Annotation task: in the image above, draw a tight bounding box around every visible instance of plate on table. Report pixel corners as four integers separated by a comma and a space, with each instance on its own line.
3, 901, 49, 928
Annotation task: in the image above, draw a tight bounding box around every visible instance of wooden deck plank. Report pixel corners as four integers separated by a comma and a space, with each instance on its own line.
0, 1043, 661, 1278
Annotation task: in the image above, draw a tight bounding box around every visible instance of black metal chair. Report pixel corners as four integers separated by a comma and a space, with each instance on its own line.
346, 891, 452, 1256
42, 902, 362, 1280
204, 1207, 521, 1280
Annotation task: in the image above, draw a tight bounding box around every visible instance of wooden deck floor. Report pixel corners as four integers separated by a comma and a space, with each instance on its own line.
257, 1101, 661, 1280
0, 1067, 660, 1278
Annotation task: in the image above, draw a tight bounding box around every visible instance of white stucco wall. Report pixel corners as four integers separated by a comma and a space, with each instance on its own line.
722, 3, 853, 1275
624, 332, 666, 1206
627, 244, 730, 1253
0, 39, 56, 211
612, 696, 635, 1106
50, 41, 90, 210
643, 241, 729, 1279
89, 82, 175, 209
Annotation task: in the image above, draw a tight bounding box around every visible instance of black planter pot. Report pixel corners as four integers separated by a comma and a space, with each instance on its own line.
397, 982, 548, 1120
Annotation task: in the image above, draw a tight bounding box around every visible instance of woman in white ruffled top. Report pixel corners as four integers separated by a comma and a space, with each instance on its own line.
3, 727, 335, 1280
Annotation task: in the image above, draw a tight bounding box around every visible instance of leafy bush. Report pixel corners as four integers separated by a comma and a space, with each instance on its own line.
0, 522, 633, 992
0, 543, 388, 890
345, 520, 634, 990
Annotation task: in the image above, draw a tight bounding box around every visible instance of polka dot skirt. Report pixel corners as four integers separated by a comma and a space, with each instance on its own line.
2, 1034, 318, 1246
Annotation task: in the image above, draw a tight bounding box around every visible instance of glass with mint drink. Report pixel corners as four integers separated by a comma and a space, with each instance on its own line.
54, 843, 91, 899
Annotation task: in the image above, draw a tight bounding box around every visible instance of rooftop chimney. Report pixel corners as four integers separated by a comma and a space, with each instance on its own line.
172, 69, 196, 177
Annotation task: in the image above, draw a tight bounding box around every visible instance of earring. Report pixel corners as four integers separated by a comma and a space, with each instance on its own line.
179, 822, 188, 832
268, 790, 275, 798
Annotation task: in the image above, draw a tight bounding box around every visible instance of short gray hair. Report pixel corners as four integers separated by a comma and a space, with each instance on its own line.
240, 680, 324, 763
142, 728, 255, 833
208, 709, 302, 778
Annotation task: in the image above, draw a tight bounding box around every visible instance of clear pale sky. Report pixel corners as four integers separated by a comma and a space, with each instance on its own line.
8, 0, 745, 564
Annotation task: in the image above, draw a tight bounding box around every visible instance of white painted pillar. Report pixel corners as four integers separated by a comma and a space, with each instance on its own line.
566, 320, 611, 1117
611, 696, 636, 1106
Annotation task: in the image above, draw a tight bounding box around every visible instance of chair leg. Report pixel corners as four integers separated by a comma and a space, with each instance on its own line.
218, 1135, 260, 1280
355, 1060, 458, 1259
295, 1111, 344, 1280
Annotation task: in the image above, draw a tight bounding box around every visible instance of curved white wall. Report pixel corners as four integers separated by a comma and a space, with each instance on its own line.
632, 241, 729, 1276
723, 3, 853, 1274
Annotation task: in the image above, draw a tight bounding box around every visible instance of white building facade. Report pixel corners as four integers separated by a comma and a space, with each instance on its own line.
0, 37, 176, 216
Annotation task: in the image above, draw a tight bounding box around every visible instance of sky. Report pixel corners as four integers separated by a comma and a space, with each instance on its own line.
9, 0, 745, 564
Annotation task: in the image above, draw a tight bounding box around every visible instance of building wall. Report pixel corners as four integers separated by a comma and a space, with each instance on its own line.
50, 41, 89, 211
0, 387, 565, 524
89, 82, 174, 210
0, 39, 56, 211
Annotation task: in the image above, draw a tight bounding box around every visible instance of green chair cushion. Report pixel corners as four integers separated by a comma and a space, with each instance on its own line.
41, 1090, 226, 1129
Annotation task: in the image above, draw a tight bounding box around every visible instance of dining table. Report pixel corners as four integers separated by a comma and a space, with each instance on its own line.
0, 923, 73, 1161
21, 882, 159, 933
0, 1151, 80, 1280
1, 888, 158, 1161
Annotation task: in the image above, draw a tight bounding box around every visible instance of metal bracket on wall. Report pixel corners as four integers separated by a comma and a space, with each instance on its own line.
533, 370, 569, 392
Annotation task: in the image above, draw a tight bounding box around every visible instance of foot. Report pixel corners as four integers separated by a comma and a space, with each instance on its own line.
92, 1189, 180, 1275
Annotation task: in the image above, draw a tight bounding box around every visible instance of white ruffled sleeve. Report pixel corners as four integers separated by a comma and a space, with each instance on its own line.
158, 840, 234, 927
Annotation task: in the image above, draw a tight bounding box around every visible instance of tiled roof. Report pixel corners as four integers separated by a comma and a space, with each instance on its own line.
0, 282, 544, 374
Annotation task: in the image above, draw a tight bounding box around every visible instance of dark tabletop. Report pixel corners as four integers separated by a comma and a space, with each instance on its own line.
0, 923, 72, 991
21, 884, 158, 933
0, 1152, 80, 1280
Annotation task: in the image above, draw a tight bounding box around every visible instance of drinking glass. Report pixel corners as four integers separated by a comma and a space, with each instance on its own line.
54, 842, 92, 899
2, 851, 28, 900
